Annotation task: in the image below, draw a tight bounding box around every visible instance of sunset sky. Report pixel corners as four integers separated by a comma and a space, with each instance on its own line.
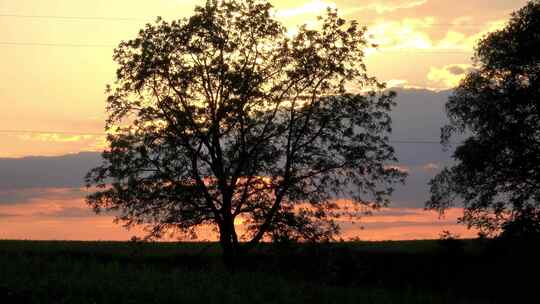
0, 0, 529, 241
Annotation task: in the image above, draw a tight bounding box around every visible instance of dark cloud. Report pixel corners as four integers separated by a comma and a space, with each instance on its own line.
37, 207, 96, 218
390, 88, 450, 144
361, 220, 458, 229
383, 88, 457, 208
447, 65, 466, 75
0, 188, 85, 205
374, 208, 424, 217
0, 152, 101, 190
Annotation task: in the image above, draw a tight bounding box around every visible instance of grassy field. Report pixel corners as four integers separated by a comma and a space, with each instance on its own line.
0, 239, 537, 303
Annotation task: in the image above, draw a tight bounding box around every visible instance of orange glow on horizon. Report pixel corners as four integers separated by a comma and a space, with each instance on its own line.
0, 192, 477, 241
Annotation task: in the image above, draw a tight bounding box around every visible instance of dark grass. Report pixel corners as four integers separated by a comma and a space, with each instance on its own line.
0, 239, 538, 303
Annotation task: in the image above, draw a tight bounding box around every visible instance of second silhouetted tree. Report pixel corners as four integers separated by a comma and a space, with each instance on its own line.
427, 0, 540, 238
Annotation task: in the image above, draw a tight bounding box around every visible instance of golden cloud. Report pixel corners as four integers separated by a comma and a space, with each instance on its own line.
438, 19, 507, 50
2, 133, 106, 156
14, 133, 99, 143
367, 17, 435, 50
385, 79, 409, 88
275, 0, 336, 18
346, 0, 428, 14
364, 17, 507, 54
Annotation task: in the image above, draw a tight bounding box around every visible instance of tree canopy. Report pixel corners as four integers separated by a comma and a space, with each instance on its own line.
427, 0, 540, 237
86, 0, 404, 262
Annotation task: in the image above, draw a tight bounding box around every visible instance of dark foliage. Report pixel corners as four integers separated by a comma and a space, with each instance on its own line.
437, 230, 465, 256
2, 240, 540, 303
427, 0, 540, 236
85, 0, 404, 264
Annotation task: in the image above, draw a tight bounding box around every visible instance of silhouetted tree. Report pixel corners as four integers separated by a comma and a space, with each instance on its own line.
427, 1, 540, 237
86, 0, 404, 266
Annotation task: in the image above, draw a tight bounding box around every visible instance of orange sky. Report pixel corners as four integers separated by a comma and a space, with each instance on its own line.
0, 0, 525, 241
0, 187, 477, 241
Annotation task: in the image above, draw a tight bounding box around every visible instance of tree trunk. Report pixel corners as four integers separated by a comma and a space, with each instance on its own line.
219, 219, 240, 271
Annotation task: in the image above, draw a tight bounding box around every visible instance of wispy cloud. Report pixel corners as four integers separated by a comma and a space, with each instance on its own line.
275, 0, 336, 18
365, 17, 507, 53
422, 162, 440, 172
339, 207, 478, 240
367, 17, 437, 50
0, 187, 85, 205
14, 133, 98, 143
346, 0, 428, 15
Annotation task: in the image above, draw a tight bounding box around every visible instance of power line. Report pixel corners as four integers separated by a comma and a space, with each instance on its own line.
0, 130, 105, 136
0, 129, 447, 144
0, 13, 496, 27
0, 13, 148, 22
372, 49, 471, 54
0, 42, 115, 48
0, 41, 472, 54
391, 140, 445, 144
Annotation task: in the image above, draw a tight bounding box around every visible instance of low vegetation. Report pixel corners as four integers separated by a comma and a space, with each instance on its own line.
1, 239, 538, 303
